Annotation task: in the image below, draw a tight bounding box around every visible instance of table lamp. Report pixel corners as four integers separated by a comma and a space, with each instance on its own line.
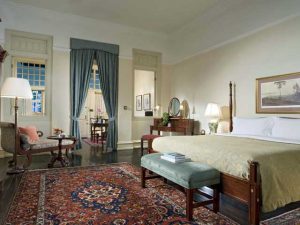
1, 77, 33, 174
204, 103, 221, 134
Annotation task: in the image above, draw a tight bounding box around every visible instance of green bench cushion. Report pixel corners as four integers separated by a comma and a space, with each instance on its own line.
141, 153, 220, 189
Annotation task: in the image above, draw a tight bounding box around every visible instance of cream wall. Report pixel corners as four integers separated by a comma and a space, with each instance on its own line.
170, 16, 300, 132
51, 50, 70, 134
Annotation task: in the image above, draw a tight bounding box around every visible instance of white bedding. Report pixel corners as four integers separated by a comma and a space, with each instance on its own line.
216, 133, 300, 145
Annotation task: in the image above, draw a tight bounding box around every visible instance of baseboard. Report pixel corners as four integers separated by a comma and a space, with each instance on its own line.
117, 140, 145, 150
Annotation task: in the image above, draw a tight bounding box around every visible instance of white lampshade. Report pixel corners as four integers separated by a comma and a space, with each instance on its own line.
204, 103, 220, 118
1, 77, 33, 99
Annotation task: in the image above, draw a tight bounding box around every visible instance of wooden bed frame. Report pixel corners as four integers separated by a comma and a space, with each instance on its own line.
224, 81, 260, 225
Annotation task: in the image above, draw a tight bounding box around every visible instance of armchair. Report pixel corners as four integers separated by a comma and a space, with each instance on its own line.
0, 122, 76, 167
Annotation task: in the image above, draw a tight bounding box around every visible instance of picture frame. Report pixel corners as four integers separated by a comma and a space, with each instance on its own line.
143, 93, 151, 110
136, 95, 142, 111
256, 72, 300, 113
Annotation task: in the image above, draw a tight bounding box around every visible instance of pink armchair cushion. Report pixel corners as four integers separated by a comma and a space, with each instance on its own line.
19, 126, 39, 142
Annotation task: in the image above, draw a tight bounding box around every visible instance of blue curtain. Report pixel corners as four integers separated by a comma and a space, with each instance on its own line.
95, 51, 119, 151
70, 49, 94, 149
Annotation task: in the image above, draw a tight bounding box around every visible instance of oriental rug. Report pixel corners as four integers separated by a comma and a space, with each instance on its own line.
4, 163, 299, 225
82, 138, 103, 147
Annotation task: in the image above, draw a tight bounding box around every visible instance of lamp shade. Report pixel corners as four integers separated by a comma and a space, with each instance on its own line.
1, 77, 33, 99
204, 103, 220, 118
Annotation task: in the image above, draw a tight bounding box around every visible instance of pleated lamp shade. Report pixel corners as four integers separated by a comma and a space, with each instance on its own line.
204, 103, 221, 118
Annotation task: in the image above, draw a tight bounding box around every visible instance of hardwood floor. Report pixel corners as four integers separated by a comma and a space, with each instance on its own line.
0, 143, 298, 225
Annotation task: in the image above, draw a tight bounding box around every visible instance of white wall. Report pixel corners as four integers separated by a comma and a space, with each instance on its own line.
170, 15, 300, 132
52, 50, 70, 134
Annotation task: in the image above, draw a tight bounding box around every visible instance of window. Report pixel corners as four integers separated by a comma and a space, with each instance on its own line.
89, 72, 101, 90
13, 58, 46, 115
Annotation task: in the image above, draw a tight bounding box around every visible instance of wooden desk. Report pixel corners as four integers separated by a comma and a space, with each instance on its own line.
150, 118, 194, 135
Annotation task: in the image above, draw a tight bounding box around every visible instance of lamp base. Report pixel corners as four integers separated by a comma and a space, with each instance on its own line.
7, 166, 25, 175
208, 122, 218, 134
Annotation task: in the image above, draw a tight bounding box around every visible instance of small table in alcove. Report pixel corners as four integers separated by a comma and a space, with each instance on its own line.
47, 135, 76, 167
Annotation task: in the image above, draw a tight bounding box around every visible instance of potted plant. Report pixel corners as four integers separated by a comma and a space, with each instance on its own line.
160, 112, 170, 126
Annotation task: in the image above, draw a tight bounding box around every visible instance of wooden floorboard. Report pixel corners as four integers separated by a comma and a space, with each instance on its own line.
0, 143, 298, 225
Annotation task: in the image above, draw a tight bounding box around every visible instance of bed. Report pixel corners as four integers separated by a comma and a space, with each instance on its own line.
152, 82, 300, 225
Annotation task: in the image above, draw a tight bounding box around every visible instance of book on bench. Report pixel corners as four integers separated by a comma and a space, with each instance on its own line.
161, 152, 191, 163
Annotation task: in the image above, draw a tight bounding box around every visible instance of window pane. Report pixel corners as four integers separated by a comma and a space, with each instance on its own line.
15, 60, 46, 115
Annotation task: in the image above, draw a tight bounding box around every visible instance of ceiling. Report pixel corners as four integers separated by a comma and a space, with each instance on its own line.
9, 0, 227, 33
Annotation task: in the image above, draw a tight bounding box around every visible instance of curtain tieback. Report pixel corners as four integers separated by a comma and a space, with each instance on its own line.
109, 117, 115, 122
71, 116, 79, 121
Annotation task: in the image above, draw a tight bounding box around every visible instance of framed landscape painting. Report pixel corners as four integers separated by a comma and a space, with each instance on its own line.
256, 72, 300, 113
136, 95, 142, 111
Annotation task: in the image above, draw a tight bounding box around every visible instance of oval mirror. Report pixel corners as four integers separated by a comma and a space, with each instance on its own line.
168, 97, 180, 116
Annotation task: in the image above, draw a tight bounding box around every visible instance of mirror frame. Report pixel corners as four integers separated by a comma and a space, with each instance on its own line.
168, 97, 181, 116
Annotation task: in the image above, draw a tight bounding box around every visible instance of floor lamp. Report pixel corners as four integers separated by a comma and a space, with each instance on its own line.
1, 77, 33, 174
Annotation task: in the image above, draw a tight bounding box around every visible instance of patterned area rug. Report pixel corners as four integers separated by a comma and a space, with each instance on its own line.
82, 138, 104, 147
4, 164, 300, 225
261, 208, 300, 225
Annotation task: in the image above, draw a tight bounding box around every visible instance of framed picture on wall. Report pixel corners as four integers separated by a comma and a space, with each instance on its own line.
136, 95, 142, 111
256, 72, 300, 113
143, 93, 151, 110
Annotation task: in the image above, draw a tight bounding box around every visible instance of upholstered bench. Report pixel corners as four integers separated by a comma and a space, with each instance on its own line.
141, 153, 220, 220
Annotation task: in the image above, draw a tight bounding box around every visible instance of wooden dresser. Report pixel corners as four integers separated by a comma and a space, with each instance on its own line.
150, 118, 194, 135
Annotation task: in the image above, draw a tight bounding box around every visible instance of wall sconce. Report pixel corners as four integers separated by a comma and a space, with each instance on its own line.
154, 105, 160, 117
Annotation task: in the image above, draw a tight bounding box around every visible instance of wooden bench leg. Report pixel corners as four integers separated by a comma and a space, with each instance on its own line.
141, 167, 146, 188
148, 139, 153, 154
213, 185, 219, 213
140, 138, 144, 156
186, 188, 193, 221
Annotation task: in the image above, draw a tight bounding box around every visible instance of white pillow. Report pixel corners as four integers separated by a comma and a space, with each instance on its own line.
231, 117, 274, 136
272, 117, 300, 141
